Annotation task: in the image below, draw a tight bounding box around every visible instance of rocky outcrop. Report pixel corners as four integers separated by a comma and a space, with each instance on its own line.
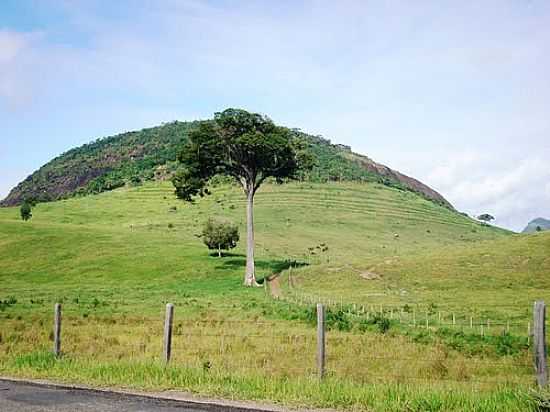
346, 152, 452, 209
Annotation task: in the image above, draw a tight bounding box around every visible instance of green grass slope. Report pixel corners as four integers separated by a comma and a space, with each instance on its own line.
0, 181, 504, 308
1, 181, 547, 411
285, 229, 550, 324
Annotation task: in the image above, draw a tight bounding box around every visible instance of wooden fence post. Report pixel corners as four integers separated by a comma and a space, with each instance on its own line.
53, 303, 61, 358
317, 303, 326, 380
288, 266, 292, 288
163, 303, 174, 364
534, 300, 548, 387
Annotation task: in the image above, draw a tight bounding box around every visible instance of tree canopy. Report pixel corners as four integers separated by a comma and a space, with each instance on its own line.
202, 218, 240, 257
477, 214, 495, 223
173, 108, 312, 201
20, 202, 32, 221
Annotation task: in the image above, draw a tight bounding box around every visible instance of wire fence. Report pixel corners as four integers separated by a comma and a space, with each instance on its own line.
0, 301, 541, 391
281, 289, 538, 339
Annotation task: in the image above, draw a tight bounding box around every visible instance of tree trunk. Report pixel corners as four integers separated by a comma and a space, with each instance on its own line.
218, 246, 222, 258
244, 189, 256, 286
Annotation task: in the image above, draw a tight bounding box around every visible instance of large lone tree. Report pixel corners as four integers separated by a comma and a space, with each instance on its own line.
172, 108, 311, 286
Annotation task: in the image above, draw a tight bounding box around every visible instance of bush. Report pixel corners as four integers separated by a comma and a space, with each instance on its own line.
20, 202, 32, 221
357, 314, 391, 334
374, 315, 391, 334
325, 308, 352, 331
201, 218, 239, 257
531, 389, 550, 411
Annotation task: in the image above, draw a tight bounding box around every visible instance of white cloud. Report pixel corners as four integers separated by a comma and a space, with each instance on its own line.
422, 153, 550, 232
0, 29, 42, 109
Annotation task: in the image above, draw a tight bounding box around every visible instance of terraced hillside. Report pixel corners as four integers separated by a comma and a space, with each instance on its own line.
2, 181, 546, 411
0, 181, 503, 293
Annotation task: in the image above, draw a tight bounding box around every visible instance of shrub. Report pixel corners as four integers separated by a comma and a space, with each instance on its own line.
357, 314, 391, 334
201, 218, 239, 257
0, 296, 17, 311
373, 315, 391, 334
325, 308, 352, 331
20, 202, 32, 221
531, 389, 550, 411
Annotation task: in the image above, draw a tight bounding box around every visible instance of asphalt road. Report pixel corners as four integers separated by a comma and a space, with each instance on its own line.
0, 380, 255, 412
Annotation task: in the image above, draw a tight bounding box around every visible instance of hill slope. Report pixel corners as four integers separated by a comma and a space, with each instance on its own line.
0, 121, 451, 208
1, 181, 538, 411
522, 217, 550, 233
0, 180, 509, 310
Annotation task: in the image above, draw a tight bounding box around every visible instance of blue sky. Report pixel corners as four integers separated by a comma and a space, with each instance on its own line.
1, 0, 549, 231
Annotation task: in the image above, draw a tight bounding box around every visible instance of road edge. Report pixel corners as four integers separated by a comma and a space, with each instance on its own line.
0, 376, 334, 412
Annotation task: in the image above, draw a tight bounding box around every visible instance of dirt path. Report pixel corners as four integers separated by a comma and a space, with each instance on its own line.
267, 275, 282, 299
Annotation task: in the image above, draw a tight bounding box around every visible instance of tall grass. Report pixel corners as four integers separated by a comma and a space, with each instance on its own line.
0, 352, 536, 412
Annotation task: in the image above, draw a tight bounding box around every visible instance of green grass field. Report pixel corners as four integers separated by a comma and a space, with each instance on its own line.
1, 181, 549, 411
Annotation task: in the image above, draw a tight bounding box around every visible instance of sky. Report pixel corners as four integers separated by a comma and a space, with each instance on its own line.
1, 0, 549, 232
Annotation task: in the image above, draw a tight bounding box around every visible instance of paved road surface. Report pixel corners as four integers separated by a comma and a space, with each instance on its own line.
0, 379, 255, 412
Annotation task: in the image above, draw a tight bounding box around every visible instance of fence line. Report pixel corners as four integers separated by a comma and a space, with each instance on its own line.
39, 301, 546, 388
279, 290, 537, 338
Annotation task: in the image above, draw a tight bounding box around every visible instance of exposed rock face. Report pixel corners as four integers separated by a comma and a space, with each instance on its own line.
346, 152, 452, 209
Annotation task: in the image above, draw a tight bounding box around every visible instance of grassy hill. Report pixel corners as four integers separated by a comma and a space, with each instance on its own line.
523, 217, 550, 233
0, 181, 505, 306
0, 121, 452, 209
2, 180, 548, 411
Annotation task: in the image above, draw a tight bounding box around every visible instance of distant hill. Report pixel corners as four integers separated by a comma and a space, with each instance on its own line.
522, 217, 550, 233
0, 120, 452, 209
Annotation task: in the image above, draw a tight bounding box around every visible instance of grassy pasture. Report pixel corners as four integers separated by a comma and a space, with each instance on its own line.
283, 231, 550, 328
1, 181, 548, 411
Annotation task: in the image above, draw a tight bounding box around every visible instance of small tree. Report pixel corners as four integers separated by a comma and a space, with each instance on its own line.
536, 226, 543, 232
477, 214, 495, 224
173, 108, 312, 286
202, 218, 239, 257
20, 202, 32, 221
